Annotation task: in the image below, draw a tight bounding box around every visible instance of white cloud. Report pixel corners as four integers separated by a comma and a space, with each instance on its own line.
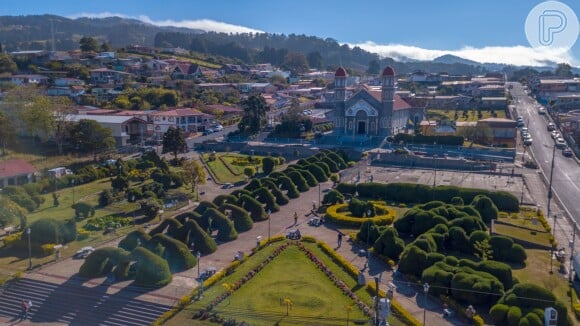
67, 12, 263, 34
350, 41, 579, 67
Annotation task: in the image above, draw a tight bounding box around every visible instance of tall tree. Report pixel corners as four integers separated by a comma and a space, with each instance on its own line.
367, 59, 380, 75
181, 159, 207, 195
238, 95, 270, 135
307, 51, 323, 70
79, 36, 99, 52
283, 52, 309, 73
0, 111, 14, 155
18, 92, 56, 143
162, 127, 187, 160
554, 63, 572, 77
69, 119, 116, 160
51, 96, 74, 154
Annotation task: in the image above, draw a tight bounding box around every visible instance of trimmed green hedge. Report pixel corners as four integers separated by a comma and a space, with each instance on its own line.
132, 246, 173, 288
149, 234, 197, 272
325, 203, 395, 227
203, 208, 238, 242
183, 220, 217, 255
79, 247, 130, 278
219, 203, 253, 232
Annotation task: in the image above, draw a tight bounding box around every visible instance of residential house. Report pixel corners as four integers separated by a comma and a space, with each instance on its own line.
474, 85, 505, 97
171, 63, 202, 80
68, 114, 149, 146
0, 159, 37, 187
555, 94, 580, 111
475, 118, 517, 147
481, 97, 507, 109
89, 68, 132, 85
54, 78, 85, 87
10, 74, 49, 86
46, 85, 85, 98
151, 108, 216, 139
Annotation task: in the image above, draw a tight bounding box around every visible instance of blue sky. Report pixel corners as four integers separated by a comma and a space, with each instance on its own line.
0, 0, 578, 66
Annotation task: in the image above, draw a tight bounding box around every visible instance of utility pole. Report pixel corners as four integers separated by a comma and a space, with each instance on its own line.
547, 144, 556, 273
570, 225, 576, 282
374, 276, 380, 326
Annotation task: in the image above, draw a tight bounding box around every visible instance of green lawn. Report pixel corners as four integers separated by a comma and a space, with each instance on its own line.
168, 241, 407, 326
426, 109, 506, 122
493, 223, 551, 247
202, 153, 264, 184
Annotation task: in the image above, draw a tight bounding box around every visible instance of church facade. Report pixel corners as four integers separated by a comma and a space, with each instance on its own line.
329, 66, 424, 139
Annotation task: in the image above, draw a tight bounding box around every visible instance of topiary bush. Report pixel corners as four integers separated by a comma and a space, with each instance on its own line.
219, 203, 253, 232
72, 202, 95, 219
132, 246, 173, 288
238, 194, 268, 221
183, 220, 217, 255
398, 245, 429, 278
296, 169, 318, 187
262, 156, 276, 175
213, 194, 238, 206
79, 247, 130, 278
373, 227, 405, 260
203, 208, 238, 242
148, 233, 196, 272
193, 201, 218, 215
322, 189, 345, 205
286, 171, 309, 192
277, 176, 300, 199
119, 229, 152, 252
471, 195, 499, 223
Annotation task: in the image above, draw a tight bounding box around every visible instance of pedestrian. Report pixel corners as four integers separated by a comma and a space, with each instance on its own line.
20, 300, 27, 320
337, 233, 343, 247
294, 212, 298, 225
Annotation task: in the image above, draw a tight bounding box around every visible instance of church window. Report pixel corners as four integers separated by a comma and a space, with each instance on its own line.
370, 122, 375, 131
348, 121, 353, 130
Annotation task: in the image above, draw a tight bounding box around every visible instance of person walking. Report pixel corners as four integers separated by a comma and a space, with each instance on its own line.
20, 300, 27, 320
294, 212, 298, 225
337, 233, 343, 248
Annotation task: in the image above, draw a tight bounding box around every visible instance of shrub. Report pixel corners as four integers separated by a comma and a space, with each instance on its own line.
99, 189, 115, 207
286, 171, 309, 192
72, 202, 95, 219
490, 304, 510, 325
336, 182, 356, 195
252, 187, 280, 212
373, 227, 405, 259
243, 179, 262, 192
126, 188, 142, 202
29, 218, 61, 245
0, 197, 27, 228
213, 194, 237, 206
398, 245, 428, 278
194, 201, 218, 215
269, 186, 290, 206
262, 157, 276, 175
509, 244, 527, 264
79, 247, 130, 278
325, 203, 394, 227
450, 197, 464, 205
111, 175, 129, 191
448, 226, 469, 252
450, 271, 504, 305
490, 236, 514, 261
60, 219, 77, 243
149, 234, 197, 272
203, 208, 238, 242
183, 220, 217, 255
119, 229, 152, 252
322, 189, 345, 205
132, 247, 173, 288
1, 185, 39, 212
219, 203, 253, 232
507, 306, 522, 326
238, 194, 268, 221
277, 176, 300, 198
296, 169, 318, 187
471, 195, 499, 223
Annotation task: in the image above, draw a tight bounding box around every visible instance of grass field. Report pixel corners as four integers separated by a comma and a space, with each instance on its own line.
168, 242, 406, 326
426, 109, 506, 122
493, 222, 551, 247
202, 153, 264, 184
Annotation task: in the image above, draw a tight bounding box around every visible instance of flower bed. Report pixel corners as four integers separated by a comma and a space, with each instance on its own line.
325, 203, 395, 227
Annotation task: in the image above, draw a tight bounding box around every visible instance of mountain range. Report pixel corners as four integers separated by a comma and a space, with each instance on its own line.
0, 14, 575, 75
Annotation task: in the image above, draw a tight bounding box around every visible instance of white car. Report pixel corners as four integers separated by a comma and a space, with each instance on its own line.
212, 124, 224, 132
555, 137, 566, 149
551, 131, 560, 139
538, 107, 546, 115
523, 137, 533, 146
74, 246, 95, 259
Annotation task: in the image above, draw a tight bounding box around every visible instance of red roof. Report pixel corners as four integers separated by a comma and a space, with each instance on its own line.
0, 160, 37, 178
382, 66, 395, 76
368, 91, 412, 111
335, 67, 348, 77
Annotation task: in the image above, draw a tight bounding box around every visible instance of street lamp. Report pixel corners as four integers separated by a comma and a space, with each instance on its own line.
267, 209, 271, 244
27, 228, 32, 270
423, 283, 429, 326
367, 209, 372, 262
318, 183, 321, 210
71, 179, 76, 205
196, 251, 203, 299
547, 144, 556, 273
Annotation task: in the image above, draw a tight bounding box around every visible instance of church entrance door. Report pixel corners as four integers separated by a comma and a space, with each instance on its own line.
357, 121, 366, 135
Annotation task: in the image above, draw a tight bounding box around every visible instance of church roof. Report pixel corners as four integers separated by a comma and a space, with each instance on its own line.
382, 66, 395, 76
335, 67, 348, 77
367, 89, 412, 111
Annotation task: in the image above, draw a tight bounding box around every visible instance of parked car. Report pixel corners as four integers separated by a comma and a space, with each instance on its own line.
551, 131, 561, 139
547, 122, 556, 131
523, 137, 533, 146
562, 147, 573, 157
555, 137, 567, 149
520, 127, 528, 135
212, 124, 224, 132
202, 129, 214, 136
517, 120, 525, 127
538, 107, 546, 114
74, 246, 95, 259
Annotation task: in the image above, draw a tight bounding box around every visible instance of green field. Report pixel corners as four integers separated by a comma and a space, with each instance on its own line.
168, 242, 406, 326
202, 153, 265, 184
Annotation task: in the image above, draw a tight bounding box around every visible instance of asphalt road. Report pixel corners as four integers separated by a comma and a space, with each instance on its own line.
510, 82, 580, 225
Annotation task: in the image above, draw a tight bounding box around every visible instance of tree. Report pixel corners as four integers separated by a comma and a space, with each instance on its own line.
367, 59, 380, 75
181, 159, 207, 196
100, 42, 112, 52
283, 52, 309, 73
51, 96, 74, 154
243, 166, 256, 179
69, 119, 116, 160
262, 157, 276, 175
79, 36, 99, 52
0, 111, 15, 155
238, 94, 270, 135
554, 63, 572, 77
17, 91, 56, 143
162, 127, 187, 160
0, 54, 17, 74
307, 51, 323, 70
0, 197, 27, 228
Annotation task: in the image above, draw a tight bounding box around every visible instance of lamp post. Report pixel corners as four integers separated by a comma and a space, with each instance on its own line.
196, 251, 203, 299
367, 209, 372, 262
267, 209, 271, 244
27, 228, 32, 270
318, 183, 321, 210
547, 144, 556, 273
570, 225, 577, 282
71, 179, 76, 205
423, 283, 429, 326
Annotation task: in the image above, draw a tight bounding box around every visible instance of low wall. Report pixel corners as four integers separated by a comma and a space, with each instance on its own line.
372, 153, 495, 171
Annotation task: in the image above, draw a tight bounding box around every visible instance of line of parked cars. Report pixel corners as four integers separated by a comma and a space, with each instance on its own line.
517, 116, 533, 146
202, 124, 224, 136
547, 122, 573, 157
